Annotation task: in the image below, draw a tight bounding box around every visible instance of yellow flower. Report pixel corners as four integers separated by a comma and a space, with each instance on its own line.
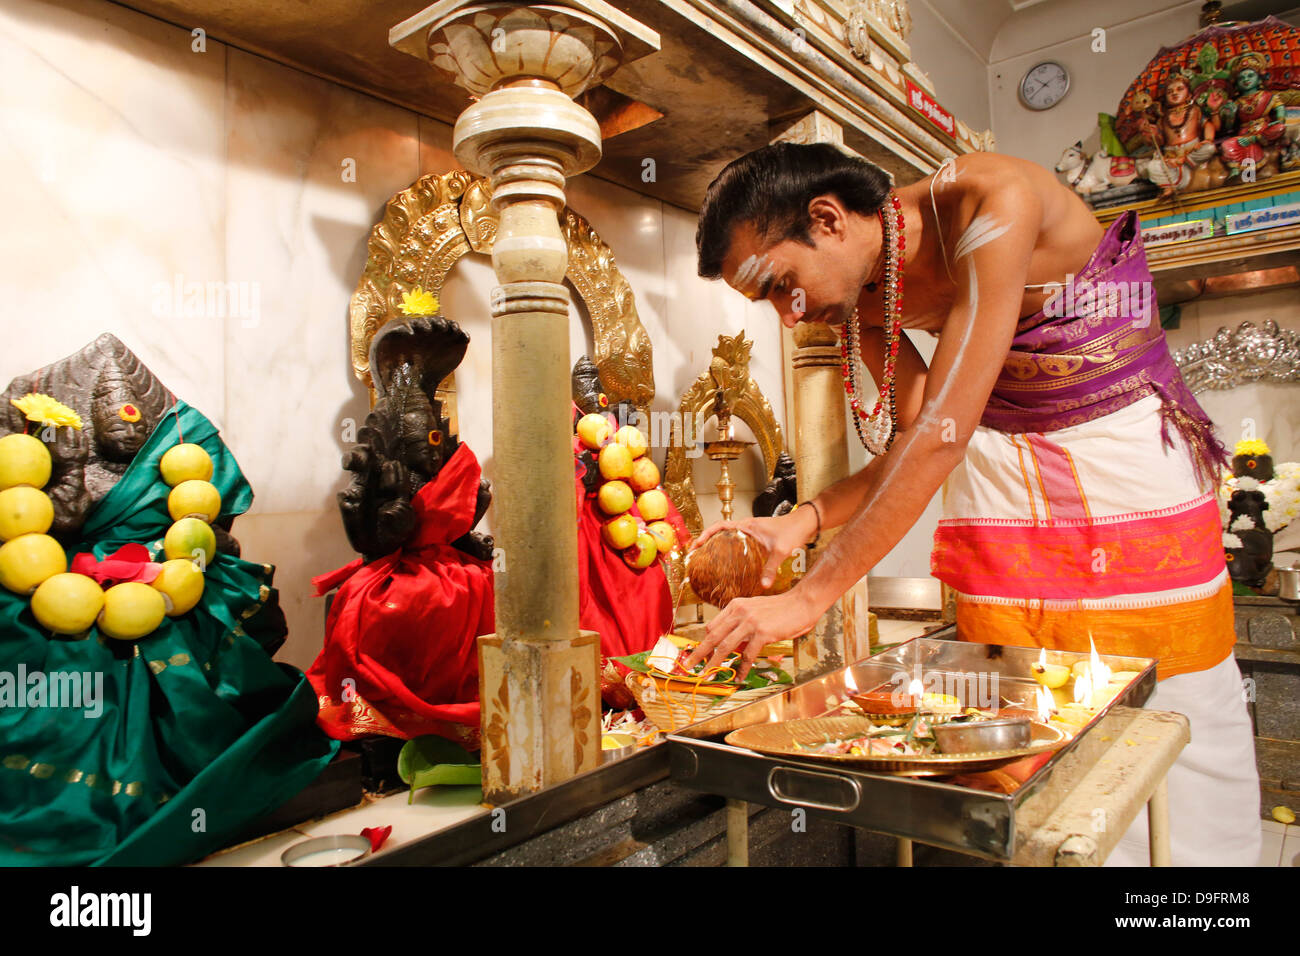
1234, 438, 1271, 457
399, 286, 439, 316
11, 393, 82, 429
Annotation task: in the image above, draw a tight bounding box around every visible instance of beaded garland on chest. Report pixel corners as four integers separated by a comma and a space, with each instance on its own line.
841, 191, 904, 455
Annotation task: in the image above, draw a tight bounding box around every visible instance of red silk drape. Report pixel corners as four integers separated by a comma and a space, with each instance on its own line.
307, 443, 494, 744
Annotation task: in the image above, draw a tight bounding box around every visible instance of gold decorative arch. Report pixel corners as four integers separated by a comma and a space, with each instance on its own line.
662, 332, 786, 539
348, 169, 655, 411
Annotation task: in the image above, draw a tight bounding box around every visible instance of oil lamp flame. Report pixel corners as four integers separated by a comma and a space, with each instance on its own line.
1088, 636, 1111, 688
907, 677, 923, 698
1036, 685, 1055, 722
844, 669, 859, 694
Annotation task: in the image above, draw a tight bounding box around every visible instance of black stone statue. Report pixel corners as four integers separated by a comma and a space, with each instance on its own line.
1226, 488, 1273, 588
0, 334, 241, 555
753, 451, 798, 518
339, 315, 492, 564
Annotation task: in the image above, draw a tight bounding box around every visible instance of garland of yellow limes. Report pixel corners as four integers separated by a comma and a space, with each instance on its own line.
0, 401, 222, 640
574, 412, 678, 569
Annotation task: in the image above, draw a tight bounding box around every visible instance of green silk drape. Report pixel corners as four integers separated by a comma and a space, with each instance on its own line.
0, 402, 337, 865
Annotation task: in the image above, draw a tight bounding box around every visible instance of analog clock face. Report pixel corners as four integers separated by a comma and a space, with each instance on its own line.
1019, 61, 1069, 111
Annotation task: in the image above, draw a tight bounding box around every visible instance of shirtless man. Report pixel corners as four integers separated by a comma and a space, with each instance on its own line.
686, 147, 1102, 665
685, 143, 1258, 866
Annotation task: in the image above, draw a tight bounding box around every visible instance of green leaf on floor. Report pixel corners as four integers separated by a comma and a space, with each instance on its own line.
398, 735, 481, 803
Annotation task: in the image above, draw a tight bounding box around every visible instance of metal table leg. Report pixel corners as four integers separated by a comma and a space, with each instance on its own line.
896, 837, 913, 867
726, 799, 749, 866
1147, 777, 1170, 867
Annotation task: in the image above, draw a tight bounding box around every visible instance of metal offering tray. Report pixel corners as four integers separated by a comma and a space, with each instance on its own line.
666, 632, 1157, 861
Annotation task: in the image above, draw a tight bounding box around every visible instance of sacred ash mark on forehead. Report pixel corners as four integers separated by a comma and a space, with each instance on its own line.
733, 253, 777, 299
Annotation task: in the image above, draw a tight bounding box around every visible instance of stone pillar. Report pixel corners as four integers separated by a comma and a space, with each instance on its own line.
391, 2, 658, 802
772, 111, 870, 677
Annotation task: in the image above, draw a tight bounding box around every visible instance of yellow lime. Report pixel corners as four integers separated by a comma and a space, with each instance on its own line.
1031, 662, 1071, 690
0, 533, 66, 594
601, 733, 635, 750
0, 486, 54, 541
163, 518, 217, 567
167, 480, 221, 522
0, 433, 52, 490
613, 425, 648, 459
151, 559, 206, 616
31, 573, 104, 635
1272, 806, 1296, 825
159, 443, 213, 486
98, 582, 166, 640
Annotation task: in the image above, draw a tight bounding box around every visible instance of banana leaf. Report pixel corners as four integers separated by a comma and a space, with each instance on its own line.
397, 735, 481, 803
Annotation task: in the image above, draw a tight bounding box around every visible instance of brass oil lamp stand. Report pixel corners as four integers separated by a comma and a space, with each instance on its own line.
702, 390, 754, 522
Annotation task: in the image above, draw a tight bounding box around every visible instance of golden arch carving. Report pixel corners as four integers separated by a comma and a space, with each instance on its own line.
662, 332, 785, 539
349, 169, 655, 410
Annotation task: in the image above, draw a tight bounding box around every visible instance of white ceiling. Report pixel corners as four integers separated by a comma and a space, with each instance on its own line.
922, 0, 1300, 63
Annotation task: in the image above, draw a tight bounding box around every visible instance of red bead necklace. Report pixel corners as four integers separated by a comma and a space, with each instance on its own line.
841, 191, 904, 454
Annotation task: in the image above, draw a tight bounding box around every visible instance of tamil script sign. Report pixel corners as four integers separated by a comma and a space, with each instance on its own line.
1225, 201, 1300, 235
1141, 218, 1215, 247
905, 79, 955, 138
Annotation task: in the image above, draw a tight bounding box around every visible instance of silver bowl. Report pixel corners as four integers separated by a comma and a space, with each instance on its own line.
932, 717, 1032, 754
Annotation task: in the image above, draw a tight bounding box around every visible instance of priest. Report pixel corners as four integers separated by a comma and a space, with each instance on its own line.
686, 142, 1259, 866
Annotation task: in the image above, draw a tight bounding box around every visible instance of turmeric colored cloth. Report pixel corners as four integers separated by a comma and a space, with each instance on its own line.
307, 443, 494, 745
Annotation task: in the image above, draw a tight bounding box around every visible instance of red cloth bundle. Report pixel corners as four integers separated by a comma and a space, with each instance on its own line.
307, 443, 494, 745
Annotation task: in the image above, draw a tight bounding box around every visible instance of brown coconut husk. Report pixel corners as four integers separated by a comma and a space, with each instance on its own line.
684, 529, 767, 608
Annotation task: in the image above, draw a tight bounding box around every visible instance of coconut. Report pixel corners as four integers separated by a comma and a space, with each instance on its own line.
684, 529, 766, 608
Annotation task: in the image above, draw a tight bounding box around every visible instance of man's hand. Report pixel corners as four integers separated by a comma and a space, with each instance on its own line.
691, 506, 817, 589
682, 590, 819, 681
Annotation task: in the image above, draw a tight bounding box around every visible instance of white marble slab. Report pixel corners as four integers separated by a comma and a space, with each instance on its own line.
222, 47, 424, 516
0, 0, 227, 419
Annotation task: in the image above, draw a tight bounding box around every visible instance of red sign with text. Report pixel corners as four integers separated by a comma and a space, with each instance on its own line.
905, 79, 955, 139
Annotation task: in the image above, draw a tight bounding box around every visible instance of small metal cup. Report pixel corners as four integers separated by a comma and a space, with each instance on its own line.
280, 833, 372, 867
932, 717, 1032, 754
1278, 565, 1300, 602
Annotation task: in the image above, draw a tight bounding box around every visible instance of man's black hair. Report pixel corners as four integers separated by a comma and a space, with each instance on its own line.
695, 142, 892, 279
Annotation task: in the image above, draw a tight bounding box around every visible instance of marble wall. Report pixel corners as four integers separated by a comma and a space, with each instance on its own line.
0, 0, 790, 670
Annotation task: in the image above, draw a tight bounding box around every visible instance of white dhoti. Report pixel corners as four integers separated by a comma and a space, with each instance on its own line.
1104, 653, 1261, 866
932, 394, 1261, 867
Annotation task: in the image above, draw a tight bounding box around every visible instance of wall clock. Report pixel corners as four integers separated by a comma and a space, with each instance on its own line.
1018, 60, 1069, 111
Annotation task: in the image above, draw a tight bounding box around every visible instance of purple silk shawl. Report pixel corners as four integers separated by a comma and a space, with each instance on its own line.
979, 210, 1226, 487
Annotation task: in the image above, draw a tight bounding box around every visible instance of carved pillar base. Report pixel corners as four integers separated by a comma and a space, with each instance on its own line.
478, 630, 601, 804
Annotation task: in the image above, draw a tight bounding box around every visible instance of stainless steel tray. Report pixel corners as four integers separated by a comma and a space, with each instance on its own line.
666, 630, 1157, 861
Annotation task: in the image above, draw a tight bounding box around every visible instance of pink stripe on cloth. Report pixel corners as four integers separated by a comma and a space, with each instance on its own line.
931, 496, 1226, 600
1024, 433, 1088, 520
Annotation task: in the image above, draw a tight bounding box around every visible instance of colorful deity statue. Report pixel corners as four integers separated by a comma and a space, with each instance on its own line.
1217, 51, 1288, 177
1139, 71, 1225, 193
